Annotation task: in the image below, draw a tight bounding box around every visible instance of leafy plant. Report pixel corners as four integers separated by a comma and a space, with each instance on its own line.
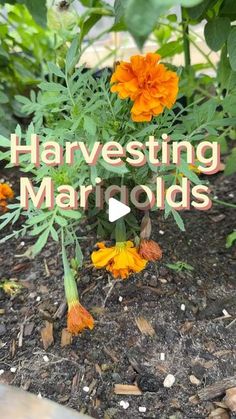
166, 261, 194, 272
226, 231, 236, 248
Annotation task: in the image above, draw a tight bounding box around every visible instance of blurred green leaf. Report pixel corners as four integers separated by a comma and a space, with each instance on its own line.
204, 17, 231, 51
228, 27, 236, 71
157, 40, 183, 58
226, 231, 236, 248
225, 148, 236, 176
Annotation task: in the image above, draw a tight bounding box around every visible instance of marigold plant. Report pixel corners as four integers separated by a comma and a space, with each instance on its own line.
0, 43, 235, 336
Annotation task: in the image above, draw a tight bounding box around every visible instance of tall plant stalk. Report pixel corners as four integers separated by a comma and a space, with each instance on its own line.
181, 6, 191, 72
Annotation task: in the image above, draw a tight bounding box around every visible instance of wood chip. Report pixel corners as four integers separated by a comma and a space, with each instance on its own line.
224, 387, 236, 412
135, 316, 155, 337
18, 324, 24, 348
53, 301, 67, 320
40, 321, 54, 350
114, 384, 142, 395
61, 328, 72, 347
24, 322, 34, 337
197, 375, 236, 401
208, 407, 229, 418
179, 321, 194, 333
103, 347, 119, 363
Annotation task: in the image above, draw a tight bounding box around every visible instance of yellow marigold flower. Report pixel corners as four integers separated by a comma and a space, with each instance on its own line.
110, 53, 179, 122
0, 183, 14, 213
91, 241, 147, 279
139, 239, 163, 262
67, 300, 94, 335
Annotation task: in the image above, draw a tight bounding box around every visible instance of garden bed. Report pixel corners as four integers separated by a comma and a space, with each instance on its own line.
0, 168, 236, 419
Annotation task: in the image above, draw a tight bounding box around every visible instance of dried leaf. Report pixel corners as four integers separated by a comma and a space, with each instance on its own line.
135, 316, 155, 337
41, 321, 54, 350
179, 321, 194, 333
114, 384, 142, 395
61, 328, 72, 347
140, 213, 152, 239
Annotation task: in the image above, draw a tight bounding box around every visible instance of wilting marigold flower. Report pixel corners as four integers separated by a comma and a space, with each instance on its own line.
139, 239, 163, 262
0, 183, 14, 213
67, 300, 94, 335
91, 241, 147, 279
110, 52, 179, 122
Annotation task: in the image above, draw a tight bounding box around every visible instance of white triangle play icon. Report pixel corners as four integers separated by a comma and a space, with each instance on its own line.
108, 198, 130, 222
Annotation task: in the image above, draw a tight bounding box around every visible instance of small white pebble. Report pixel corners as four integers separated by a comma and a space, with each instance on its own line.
36, 296, 41, 302
83, 386, 90, 393
159, 278, 167, 284
189, 374, 201, 386
10, 367, 17, 373
139, 406, 147, 413
120, 401, 129, 410
123, 306, 128, 312
163, 374, 175, 388
181, 304, 186, 311
229, 193, 234, 198
43, 355, 49, 363
222, 309, 231, 318
118, 296, 123, 302
0, 369, 4, 375
20, 241, 25, 247
159, 230, 164, 235
160, 353, 165, 361
54, 301, 58, 305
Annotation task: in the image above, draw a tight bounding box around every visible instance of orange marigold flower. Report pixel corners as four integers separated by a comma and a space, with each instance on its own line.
67, 300, 94, 335
0, 183, 14, 200
91, 241, 147, 279
139, 239, 163, 262
0, 183, 14, 213
110, 53, 179, 122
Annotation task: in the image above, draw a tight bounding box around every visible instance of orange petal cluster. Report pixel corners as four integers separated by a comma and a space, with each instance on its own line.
91, 241, 147, 279
139, 239, 163, 262
67, 300, 94, 335
0, 183, 14, 213
111, 53, 179, 122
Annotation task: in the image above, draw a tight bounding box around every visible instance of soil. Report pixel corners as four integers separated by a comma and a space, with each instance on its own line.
0, 168, 236, 419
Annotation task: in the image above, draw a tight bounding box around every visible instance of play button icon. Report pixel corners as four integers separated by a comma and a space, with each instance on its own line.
108, 198, 131, 222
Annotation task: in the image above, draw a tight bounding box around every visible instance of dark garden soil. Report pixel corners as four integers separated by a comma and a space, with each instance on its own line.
0, 168, 236, 419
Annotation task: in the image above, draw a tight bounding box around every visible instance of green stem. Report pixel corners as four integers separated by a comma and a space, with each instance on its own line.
181, 7, 191, 71
212, 198, 236, 209
115, 219, 126, 243
61, 230, 79, 303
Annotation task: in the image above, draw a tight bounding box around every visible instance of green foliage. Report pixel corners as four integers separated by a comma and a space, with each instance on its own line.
204, 17, 231, 51
0, 0, 47, 26
228, 28, 236, 71
226, 231, 236, 248
1, 50, 235, 256
114, 0, 204, 48
0, 3, 54, 134
166, 261, 194, 272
